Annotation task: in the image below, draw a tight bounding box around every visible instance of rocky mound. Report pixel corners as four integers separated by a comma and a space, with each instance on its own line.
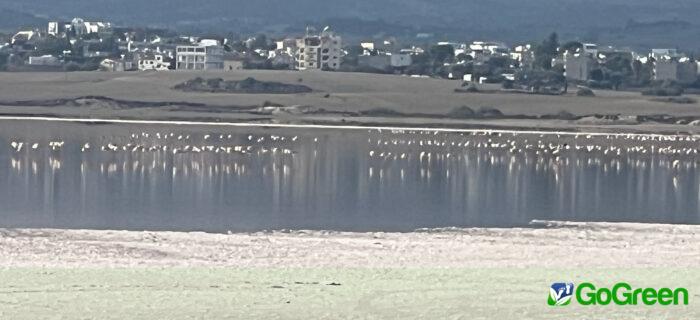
0, 96, 209, 109
173, 77, 313, 94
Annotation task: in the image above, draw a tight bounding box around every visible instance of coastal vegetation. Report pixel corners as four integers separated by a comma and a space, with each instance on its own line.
173, 77, 313, 94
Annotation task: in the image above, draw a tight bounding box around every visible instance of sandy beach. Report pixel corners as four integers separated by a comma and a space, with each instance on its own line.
0, 222, 699, 319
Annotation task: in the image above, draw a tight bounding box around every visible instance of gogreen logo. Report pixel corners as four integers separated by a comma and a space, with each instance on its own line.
548, 282, 690, 306
548, 283, 575, 306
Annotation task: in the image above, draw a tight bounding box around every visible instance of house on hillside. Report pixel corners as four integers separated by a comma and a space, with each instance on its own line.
654, 58, 698, 84
564, 53, 597, 81
223, 54, 244, 71
100, 57, 136, 72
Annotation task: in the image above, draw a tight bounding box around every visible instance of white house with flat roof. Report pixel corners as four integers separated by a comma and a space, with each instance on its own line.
176, 43, 224, 70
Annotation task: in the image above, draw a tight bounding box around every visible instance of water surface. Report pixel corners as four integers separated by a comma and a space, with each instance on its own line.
1, 120, 698, 232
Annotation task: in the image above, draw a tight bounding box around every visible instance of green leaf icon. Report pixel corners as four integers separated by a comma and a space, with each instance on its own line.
548, 287, 572, 306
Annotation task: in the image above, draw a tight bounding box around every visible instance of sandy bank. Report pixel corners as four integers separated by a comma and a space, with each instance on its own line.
0, 222, 699, 319
1, 221, 698, 268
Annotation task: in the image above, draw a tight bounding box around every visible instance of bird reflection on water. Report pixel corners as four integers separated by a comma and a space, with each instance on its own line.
1, 122, 699, 232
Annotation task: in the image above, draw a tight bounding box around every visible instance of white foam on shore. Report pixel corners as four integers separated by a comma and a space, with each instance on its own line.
0, 115, 696, 139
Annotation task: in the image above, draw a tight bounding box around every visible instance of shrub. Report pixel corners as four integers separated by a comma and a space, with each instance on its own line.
447, 106, 476, 118
359, 107, 403, 117
641, 87, 683, 96
476, 106, 503, 118
576, 87, 595, 97
464, 83, 479, 92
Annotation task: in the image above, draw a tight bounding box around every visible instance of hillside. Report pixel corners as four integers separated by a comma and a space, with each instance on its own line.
0, 0, 698, 49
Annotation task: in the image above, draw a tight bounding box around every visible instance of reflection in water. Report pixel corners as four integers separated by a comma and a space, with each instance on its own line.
0, 121, 699, 232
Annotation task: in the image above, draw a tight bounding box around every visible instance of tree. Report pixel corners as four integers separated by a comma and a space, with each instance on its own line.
456, 53, 473, 62
603, 53, 633, 76
534, 32, 559, 70
514, 69, 566, 92
0, 53, 8, 71
429, 44, 455, 68
341, 45, 364, 67
590, 68, 605, 82
228, 41, 246, 53
251, 34, 269, 50
485, 56, 509, 69
405, 53, 431, 75
34, 37, 71, 56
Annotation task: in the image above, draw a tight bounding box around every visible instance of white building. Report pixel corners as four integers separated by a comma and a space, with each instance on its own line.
138, 54, 170, 71
651, 49, 681, 61
296, 27, 342, 70
11, 30, 38, 44
100, 58, 135, 72
176, 42, 224, 70
582, 43, 598, 56
28, 55, 60, 66
469, 41, 509, 57
275, 39, 298, 56
399, 46, 425, 55
70, 18, 111, 36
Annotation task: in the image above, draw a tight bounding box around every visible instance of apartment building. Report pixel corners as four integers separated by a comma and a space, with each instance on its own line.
296, 27, 342, 70
176, 43, 224, 70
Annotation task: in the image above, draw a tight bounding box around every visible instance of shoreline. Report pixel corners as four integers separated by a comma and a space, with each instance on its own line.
2, 114, 700, 137
1, 221, 698, 268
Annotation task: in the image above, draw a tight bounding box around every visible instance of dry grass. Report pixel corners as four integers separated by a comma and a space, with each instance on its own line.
1, 70, 700, 118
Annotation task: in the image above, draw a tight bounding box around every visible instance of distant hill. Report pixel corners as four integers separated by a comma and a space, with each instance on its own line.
0, 8, 46, 32
0, 0, 698, 49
